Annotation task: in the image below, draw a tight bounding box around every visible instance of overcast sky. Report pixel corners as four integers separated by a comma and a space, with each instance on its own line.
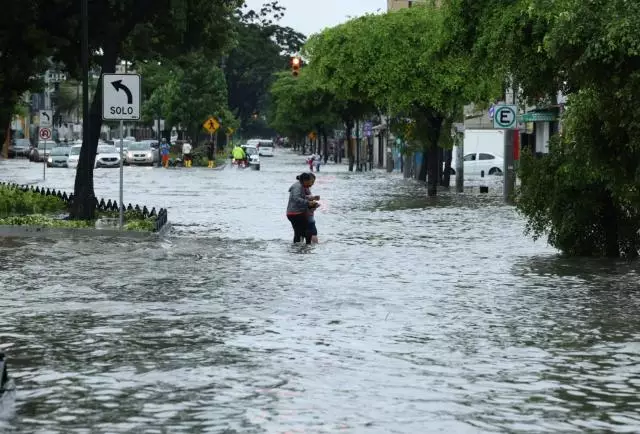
242, 0, 387, 37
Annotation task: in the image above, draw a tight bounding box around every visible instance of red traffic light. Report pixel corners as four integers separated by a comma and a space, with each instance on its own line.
291, 56, 301, 77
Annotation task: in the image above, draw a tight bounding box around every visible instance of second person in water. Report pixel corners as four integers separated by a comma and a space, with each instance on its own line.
286, 172, 319, 244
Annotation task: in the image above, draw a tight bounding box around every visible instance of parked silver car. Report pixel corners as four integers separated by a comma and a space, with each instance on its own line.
125, 142, 155, 166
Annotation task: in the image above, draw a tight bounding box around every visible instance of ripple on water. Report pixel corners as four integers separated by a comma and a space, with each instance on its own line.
1, 153, 640, 433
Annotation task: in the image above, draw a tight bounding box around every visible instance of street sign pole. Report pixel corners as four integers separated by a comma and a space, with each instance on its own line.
504, 130, 515, 203
493, 103, 518, 203
43, 141, 46, 181
119, 120, 124, 229
102, 73, 140, 229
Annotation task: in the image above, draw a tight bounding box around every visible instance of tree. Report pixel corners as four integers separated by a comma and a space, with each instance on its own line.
306, 7, 481, 190
512, 0, 640, 257
224, 2, 306, 137
141, 52, 232, 143
0, 0, 71, 155
46, 0, 241, 219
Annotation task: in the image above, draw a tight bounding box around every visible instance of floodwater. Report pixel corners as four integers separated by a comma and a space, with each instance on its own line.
0, 152, 639, 433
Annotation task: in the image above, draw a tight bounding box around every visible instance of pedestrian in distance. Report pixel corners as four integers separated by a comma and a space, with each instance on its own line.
160, 139, 170, 168
286, 172, 319, 244
182, 141, 193, 168
207, 141, 215, 168
307, 154, 315, 172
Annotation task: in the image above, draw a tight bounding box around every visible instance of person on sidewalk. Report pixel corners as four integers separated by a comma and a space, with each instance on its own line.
160, 139, 170, 168
182, 141, 192, 168
307, 154, 315, 172
286, 172, 318, 244
207, 141, 215, 168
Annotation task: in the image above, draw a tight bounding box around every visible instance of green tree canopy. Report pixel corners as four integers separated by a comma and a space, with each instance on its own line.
224, 2, 306, 137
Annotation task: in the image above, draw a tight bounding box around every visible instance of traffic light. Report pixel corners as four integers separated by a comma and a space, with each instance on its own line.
291, 56, 301, 77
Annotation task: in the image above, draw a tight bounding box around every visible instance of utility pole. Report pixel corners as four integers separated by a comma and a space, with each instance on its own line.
455, 131, 464, 193
503, 82, 517, 204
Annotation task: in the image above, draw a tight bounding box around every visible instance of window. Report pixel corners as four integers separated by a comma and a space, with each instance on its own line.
463, 153, 476, 161
479, 153, 495, 160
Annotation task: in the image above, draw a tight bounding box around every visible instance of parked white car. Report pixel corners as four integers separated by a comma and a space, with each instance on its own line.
95, 145, 121, 168
67, 145, 81, 168
450, 152, 503, 177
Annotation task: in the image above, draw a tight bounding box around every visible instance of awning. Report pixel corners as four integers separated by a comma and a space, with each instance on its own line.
518, 111, 558, 123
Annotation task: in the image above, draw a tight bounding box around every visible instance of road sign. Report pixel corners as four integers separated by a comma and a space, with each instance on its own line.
102, 73, 141, 121
308, 132, 317, 140
39, 128, 51, 140
40, 110, 53, 128
488, 104, 495, 120
493, 104, 518, 129
226, 127, 235, 135
203, 117, 220, 133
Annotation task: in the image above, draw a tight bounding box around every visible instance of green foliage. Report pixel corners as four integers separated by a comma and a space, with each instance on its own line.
0, 187, 159, 232
507, 0, 640, 257
142, 51, 231, 141
268, 71, 339, 139
0, 186, 68, 218
0, 215, 93, 229
225, 2, 306, 135
98, 209, 157, 232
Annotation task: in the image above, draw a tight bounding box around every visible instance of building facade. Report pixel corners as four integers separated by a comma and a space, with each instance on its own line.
387, 0, 438, 11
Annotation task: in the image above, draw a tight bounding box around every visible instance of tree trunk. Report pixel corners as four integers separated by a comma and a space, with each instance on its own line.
603, 192, 620, 257
322, 129, 328, 163
346, 120, 354, 172
417, 149, 428, 182
442, 148, 452, 187
71, 49, 117, 220
426, 115, 443, 197
1, 124, 10, 159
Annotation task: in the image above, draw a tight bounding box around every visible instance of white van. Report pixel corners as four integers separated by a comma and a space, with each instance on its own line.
246, 139, 274, 156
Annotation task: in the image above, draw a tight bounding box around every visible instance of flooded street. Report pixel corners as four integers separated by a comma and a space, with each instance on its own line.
1, 151, 639, 433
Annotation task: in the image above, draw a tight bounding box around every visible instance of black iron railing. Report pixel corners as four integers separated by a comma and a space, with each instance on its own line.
0, 182, 169, 233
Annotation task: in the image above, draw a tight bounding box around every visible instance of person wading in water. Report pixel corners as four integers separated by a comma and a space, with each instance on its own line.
286, 172, 318, 244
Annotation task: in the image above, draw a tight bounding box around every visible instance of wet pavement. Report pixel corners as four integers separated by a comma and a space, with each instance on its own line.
0, 152, 639, 433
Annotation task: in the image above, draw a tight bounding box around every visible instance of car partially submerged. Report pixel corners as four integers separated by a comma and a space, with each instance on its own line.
95, 145, 121, 168
47, 146, 70, 168
125, 141, 155, 166
242, 145, 261, 170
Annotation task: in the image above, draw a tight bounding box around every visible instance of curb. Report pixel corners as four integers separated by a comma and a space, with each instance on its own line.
0, 222, 172, 240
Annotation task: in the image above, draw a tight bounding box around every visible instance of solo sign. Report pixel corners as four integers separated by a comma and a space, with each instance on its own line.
102, 73, 141, 121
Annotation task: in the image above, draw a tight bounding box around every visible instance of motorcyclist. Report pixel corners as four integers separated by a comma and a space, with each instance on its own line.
232, 144, 247, 166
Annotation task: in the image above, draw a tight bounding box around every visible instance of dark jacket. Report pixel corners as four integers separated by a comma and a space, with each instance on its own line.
287, 181, 310, 215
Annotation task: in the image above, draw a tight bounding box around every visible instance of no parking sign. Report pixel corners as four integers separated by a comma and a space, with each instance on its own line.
39, 128, 51, 140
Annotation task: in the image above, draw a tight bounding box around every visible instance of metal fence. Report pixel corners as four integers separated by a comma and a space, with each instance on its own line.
0, 182, 168, 233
